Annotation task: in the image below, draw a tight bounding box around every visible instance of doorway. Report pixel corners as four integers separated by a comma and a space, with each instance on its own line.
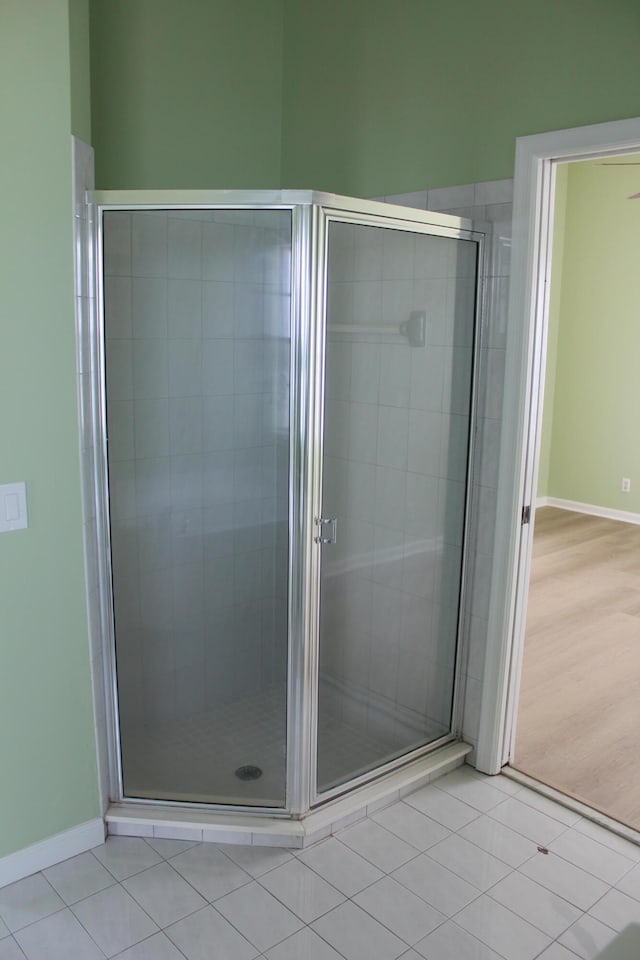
509, 153, 640, 827
475, 117, 640, 817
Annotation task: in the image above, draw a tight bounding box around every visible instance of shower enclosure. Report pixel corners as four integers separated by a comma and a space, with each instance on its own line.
95, 190, 482, 818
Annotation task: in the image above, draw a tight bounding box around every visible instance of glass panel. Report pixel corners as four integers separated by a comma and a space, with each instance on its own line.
103, 208, 292, 806
317, 220, 477, 793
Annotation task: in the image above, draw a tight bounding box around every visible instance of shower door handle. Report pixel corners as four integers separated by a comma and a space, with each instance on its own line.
315, 517, 337, 545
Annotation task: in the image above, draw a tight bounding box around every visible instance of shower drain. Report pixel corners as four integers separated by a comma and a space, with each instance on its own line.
235, 764, 263, 781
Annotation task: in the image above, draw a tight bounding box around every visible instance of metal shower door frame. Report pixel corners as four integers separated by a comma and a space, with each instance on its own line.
306, 202, 486, 807
92, 190, 311, 816
89, 188, 483, 817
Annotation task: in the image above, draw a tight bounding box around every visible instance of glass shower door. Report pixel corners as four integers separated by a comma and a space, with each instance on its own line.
316, 219, 478, 793
103, 207, 292, 806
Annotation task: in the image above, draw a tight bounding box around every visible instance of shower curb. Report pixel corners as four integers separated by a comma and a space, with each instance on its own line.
105, 741, 471, 848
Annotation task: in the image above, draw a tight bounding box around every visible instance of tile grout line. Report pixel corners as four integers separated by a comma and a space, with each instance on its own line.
5, 770, 640, 959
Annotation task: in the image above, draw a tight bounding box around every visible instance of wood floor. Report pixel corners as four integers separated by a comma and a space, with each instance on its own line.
513, 506, 640, 831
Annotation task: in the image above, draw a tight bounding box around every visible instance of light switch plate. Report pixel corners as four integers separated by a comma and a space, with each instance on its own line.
0, 481, 28, 532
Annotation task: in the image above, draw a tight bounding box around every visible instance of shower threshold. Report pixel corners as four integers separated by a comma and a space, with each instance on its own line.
105, 741, 471, 849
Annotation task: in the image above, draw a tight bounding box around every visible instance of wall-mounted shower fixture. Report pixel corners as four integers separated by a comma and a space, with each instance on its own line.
328, 309, 426, 346
400, 310, 427, 346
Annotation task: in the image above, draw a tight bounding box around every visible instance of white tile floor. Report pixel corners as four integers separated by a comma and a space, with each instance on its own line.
2, 766, 640, 959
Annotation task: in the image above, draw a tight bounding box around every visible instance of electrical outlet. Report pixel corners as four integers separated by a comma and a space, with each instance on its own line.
622, 477, 631, 493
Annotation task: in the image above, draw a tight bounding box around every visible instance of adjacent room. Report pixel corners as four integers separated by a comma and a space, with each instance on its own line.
513, 156, 640, 829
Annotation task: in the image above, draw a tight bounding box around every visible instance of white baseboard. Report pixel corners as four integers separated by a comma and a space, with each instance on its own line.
535, 496, 640, 526
0, 818, 105, 888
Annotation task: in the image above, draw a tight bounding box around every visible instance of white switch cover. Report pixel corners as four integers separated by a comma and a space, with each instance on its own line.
0, 482, 28, 532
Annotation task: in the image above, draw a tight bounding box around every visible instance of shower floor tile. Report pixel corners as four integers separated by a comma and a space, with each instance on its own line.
121, 686, 288, 806
120, 682, 402, 806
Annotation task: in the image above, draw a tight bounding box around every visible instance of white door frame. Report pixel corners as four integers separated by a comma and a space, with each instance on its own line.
475, 116, 640, 775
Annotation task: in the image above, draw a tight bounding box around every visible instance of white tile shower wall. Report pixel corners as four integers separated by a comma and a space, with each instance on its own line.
319, 222, 477, 763
382, 180, 513, 761
103, 210, 291, 738
72, 136, 110, 813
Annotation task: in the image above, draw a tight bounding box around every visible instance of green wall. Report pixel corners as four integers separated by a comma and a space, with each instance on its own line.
0, 1, 99, 859
89, 0, 284, 189
280, 0, 640, 197
541, 157, 640, 513
69, 0, 92, 142
88, 0, 640, 196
